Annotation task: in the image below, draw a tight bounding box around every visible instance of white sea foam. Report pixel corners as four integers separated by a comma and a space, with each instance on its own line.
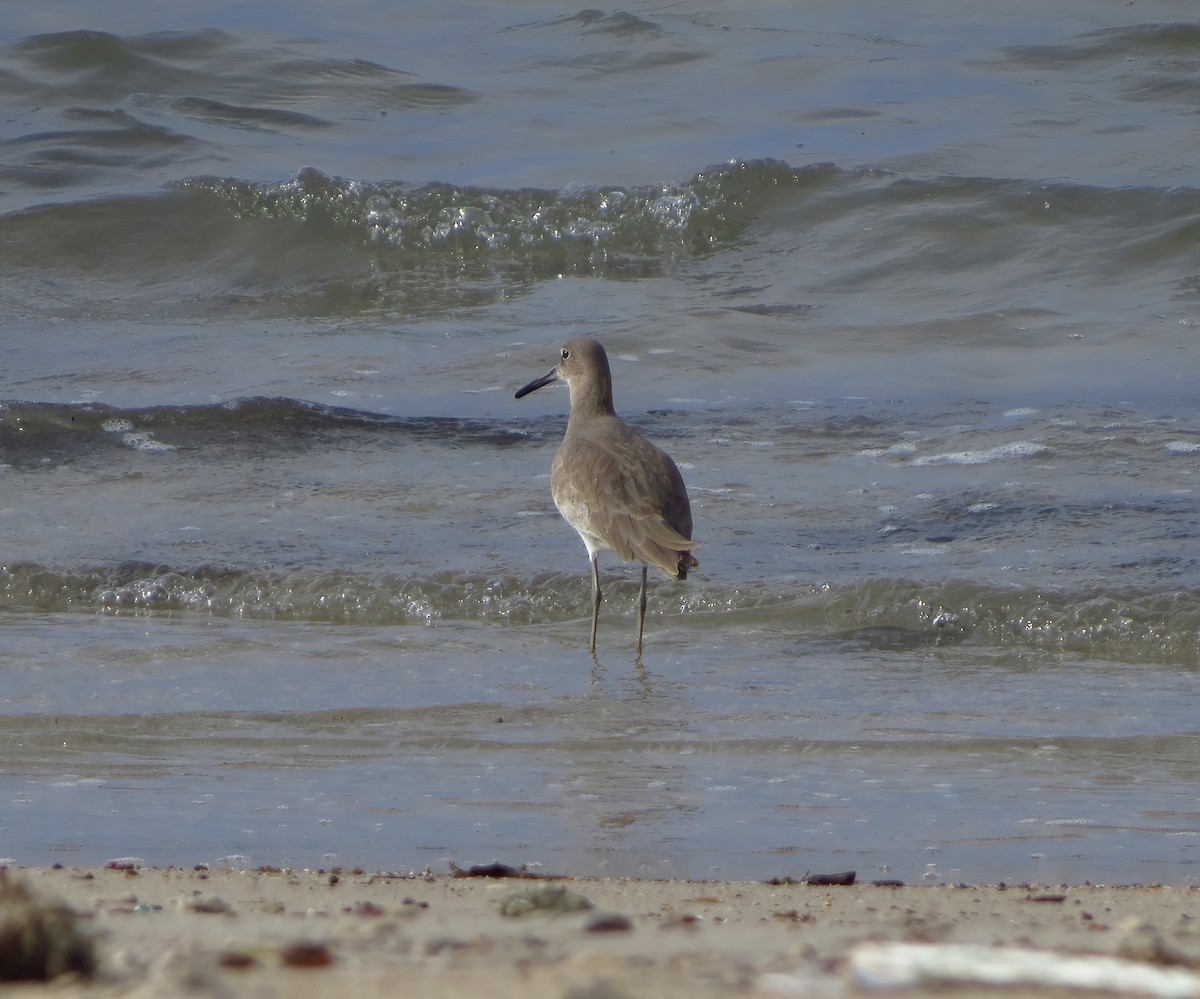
121, 431, 176, 453
101, 417, 175, 451
912, 441, 1047, 466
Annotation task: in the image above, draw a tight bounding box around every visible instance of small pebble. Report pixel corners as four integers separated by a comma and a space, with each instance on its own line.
185, 894, 231, 915
500, 885, 594, 917
280, 941, 333, 968
586, 912, 633, 933
217, 951, 257, 970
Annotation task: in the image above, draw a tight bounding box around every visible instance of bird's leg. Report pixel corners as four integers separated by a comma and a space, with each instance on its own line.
636, 565, 647, 652
589, 552, 602, 653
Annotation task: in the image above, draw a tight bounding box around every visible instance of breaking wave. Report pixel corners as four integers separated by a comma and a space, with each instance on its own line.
4, 561, 1200, 665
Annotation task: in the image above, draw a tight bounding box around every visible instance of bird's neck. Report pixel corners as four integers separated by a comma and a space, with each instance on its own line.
567, 379, 616, 419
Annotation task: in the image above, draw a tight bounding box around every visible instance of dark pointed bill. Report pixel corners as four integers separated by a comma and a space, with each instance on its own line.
514, 368, 558, 399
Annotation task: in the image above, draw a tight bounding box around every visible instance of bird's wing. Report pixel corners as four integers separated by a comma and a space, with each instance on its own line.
552, 420, 696, 578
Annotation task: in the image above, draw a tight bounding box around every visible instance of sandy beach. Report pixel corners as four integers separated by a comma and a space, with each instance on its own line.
4, 865, 1200, 997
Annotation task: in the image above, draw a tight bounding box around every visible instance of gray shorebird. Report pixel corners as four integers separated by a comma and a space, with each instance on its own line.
515, 336, 698, 652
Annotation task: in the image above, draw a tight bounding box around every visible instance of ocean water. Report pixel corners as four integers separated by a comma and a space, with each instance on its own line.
2, 1, 1200, 884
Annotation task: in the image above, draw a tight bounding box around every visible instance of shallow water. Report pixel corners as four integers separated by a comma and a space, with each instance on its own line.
2, 0, 1200, 884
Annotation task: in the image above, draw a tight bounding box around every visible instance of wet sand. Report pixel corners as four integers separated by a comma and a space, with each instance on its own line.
3, 866, 1200, 997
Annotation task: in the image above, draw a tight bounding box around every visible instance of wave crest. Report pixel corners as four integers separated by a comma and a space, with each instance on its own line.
5, 561, 1200, 664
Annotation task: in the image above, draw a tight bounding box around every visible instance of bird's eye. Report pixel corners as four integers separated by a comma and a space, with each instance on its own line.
561, 348, 570, 360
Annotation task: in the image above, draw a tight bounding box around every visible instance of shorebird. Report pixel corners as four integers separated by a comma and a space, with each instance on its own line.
515, 336, 698, 652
